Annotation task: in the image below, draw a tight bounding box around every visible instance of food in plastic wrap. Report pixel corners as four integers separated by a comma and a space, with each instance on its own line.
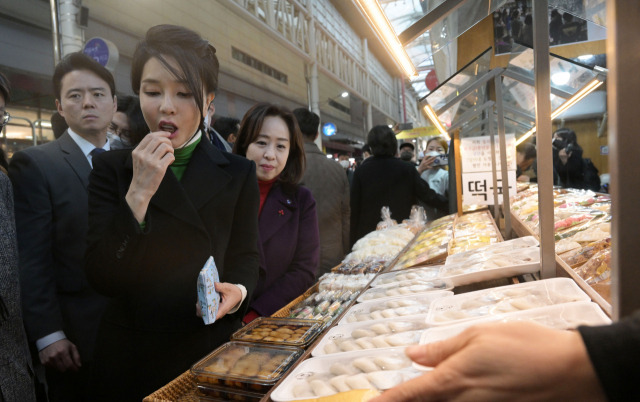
232, 318, 323, 347
375, 207, 397, 231
555, 239, 582, 255
575, 248, 611, 286
358, 281, 451, 302
371, 266, 442, 286
287, 290, 357, 324
318, 273, 376, 292
563, 238, 611, 268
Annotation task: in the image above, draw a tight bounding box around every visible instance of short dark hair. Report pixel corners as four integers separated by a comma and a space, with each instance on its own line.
362, 144, 371, 154
516, 141, 536, 161
399, 142, 414, 151
50, 112, 68, 139
0, 71, 10, 103
234, 103, 306, 189
367, 125, 398, 157
52, 52, 115, 100
117, 95, 149, 146
292, 108, 320, 140
131, 25, 219, 134
554, 127, 578, 145
212, 117, 240, 141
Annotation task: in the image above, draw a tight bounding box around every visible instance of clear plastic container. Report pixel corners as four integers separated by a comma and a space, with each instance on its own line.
357, 281, 453, 303
231, 317, 324, 348
370, 265, 443, 287
339, 292, 452, 325
312, 314, 430, 357
426, 278, 591, 326
191, 342, 304, 393
270, 347, 426, 401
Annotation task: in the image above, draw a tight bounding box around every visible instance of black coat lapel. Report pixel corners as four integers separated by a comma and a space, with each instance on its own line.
58, 131, 92, 189
259, 184, 298, 244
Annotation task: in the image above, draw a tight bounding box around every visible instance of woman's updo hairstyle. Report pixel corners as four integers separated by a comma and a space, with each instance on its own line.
131, 24, 219, 131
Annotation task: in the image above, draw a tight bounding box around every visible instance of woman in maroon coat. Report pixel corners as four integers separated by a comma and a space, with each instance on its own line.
234, 103, 320, 320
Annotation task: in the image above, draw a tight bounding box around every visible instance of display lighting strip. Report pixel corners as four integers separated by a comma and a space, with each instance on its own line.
422, 103, 450, 142
515, 78, 604, 145
354, 0, 417, 78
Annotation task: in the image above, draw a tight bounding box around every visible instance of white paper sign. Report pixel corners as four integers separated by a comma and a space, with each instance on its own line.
460, 134, 517, 173
462, 171, 517, 205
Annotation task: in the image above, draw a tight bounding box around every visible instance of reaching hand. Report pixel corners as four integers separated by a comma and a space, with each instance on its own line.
372, 322, 605, 402
418, 156, 436, 174
125, 131, 175, 222
39, 339, 82, 373
214, 282, 243, 319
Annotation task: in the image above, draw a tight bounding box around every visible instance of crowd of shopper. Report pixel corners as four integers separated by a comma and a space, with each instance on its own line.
0, 21, 635, 402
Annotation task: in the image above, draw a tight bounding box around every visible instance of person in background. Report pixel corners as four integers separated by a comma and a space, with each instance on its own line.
418, 137, 449, 196
338, 151, 354, 185
234, 103, 319, 321
84, 25, 260, 400
350, 125, 448, 246
399, 142, 416, 164
294, 108, 349, 276
516, 141, 537, 182
50, 111, 68, 140
9, 52, 115, 402
0, 148, 8, 175
0, 71, 37, 402
212, 116, 240, 146
362, 144, 372, 160
205, 101, 232, 152
108, 95, 148, 149
552, 127, 600, 191
372, 311, 640, 401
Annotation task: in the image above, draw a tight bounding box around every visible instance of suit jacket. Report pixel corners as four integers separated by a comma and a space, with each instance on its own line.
350, 155, 449, 246
8, 131, 108, 362
301, 142, 349, 275
85, 138, 260, 400
0, 173, 36, 401
250, 183, 319, 317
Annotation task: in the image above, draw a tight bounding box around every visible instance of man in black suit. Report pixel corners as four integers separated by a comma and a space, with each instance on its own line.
9, 52, 116, 401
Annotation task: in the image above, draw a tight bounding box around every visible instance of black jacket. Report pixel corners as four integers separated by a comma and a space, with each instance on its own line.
350, 155, 448, 246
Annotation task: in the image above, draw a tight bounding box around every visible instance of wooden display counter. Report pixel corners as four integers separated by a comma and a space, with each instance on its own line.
510, 211, 612, 316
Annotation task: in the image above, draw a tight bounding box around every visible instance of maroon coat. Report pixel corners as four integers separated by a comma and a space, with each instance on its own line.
250, 183, 320, 316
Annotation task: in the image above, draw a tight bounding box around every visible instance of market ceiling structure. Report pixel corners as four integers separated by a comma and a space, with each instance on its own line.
353, 0, 607, 140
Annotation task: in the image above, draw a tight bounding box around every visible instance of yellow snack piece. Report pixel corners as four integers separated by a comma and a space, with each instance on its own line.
295, 389, 381, 402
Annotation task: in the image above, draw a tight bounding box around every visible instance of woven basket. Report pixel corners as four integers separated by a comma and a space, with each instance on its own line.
270, 283, 319, 318
143, 370, 198, 402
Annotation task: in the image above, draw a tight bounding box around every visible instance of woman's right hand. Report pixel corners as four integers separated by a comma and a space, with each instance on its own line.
418, 156, 436, 174
125, 131, 175, 223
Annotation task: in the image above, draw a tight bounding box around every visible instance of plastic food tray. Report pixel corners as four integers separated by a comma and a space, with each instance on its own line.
369, 265, 444, 288
438, 247, 540, 286
270, 347, 426, 401
357, 280, 453, 303
338, 291, 452, 325
231, 317, 324, 348
426, 278, 591, 326
414, 301, 610, 371
191, 341, 303, 394
444, 236, 540, 265
311, 314, 430, 357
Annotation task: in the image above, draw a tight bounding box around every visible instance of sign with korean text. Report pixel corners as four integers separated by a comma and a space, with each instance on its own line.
460, 134, 516, 205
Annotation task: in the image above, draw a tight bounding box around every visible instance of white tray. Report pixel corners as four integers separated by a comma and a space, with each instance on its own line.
311, 314, 430, 357
357, 280, 453, 303
369, 265, 444, 288
444, 236, 539, 265
414, 301, 610, 371
426, 278, 590, 326
270, 347, 426, 401
438, 247, 540, 286
339, 291, 453, 325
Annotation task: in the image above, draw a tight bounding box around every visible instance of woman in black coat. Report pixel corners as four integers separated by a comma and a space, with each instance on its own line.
85, 25, 260, 400
350, 125, 449, 246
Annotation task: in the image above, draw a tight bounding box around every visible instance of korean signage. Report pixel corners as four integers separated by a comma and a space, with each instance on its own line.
460, 134, 516, 205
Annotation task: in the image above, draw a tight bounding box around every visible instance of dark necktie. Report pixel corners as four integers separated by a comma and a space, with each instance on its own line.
90, 148, 106, 157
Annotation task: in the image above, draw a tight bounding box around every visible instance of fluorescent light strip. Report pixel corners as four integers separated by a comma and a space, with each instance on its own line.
423, 104, 450, 141
515, 78, 603, 145
355, 0, 417, 77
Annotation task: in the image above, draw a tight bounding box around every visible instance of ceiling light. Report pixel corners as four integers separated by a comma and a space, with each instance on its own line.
551, 71, 570, 86
422, 104, 450, 141
515, 78, 604, 145
340, 92, 349, 98
354, 0, 417, 77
